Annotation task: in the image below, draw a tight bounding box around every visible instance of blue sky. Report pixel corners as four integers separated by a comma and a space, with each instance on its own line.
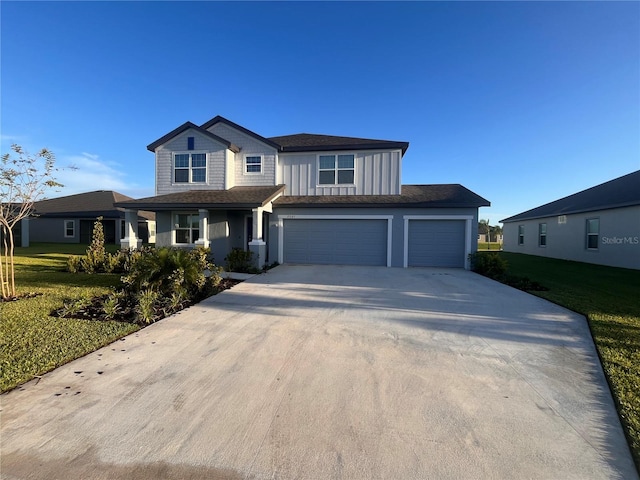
2, 1, 638, 225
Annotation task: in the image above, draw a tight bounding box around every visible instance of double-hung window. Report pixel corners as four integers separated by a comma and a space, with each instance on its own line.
245, 155, 262, 174
538, 223, 547, 247
174, 213, 200, 244
518, 225, 524, 245
174, 153, 206, 184
586, 218, 599, 250
318, 154, 355, 185
64, 220, 75, 238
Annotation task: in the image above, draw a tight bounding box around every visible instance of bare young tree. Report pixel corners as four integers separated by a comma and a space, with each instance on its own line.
0, 144, 62, 299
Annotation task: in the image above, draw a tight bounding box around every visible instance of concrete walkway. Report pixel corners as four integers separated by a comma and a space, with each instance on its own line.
1, 265, 637, 479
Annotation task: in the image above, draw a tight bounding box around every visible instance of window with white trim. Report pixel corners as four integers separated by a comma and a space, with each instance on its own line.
174, 213, 199, 244
586, 218, 599, 250
244, 155, 262, 174
518, 225, 524, 245
318, 154, 355, 185
64, 220, 75, 238
174, 153, 206, 183
538, 223, 547, 247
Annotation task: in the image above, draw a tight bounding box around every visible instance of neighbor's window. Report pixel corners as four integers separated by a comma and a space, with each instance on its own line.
538, 223, 547, 247
64, 220, 75, 238
318, 154, 355, 185
174, 213, 199, 244
586, 218, 599, 250
174, 153, 206, 183
245, 155, 262, 174
518, 225, 524, 245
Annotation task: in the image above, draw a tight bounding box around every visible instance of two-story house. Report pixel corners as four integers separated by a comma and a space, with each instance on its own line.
117, 116, 489, 269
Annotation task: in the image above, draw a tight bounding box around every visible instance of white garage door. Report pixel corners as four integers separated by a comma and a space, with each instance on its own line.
408, 220, 466, 267
283, 219, 388, 266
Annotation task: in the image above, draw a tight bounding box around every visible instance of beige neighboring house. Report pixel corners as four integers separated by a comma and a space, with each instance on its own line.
501, 170, 640, 270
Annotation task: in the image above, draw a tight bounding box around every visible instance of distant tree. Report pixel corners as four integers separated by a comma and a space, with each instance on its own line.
0, 144, 62, 299
478, 219, 490, 235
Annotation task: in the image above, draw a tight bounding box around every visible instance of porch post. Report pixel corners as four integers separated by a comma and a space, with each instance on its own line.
248, 207, 266, 268
120, 209, 141, 249
21, 218, 30, 247
195, 209, 210, 248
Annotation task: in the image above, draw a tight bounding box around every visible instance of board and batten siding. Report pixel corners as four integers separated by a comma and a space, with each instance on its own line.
280, 150, 402, 196
207, 123, 277, 187
155, 130, 228, 195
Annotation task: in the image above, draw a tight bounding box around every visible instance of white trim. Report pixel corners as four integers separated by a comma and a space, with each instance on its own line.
403, 215, 473, 269
64, 219, 75, 238
277, 214, 393, 267
172, 151, 209, 185
172, 211, 200, 246
243, 154, 263, 175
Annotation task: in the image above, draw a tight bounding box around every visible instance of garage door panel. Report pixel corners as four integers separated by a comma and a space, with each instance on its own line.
284, 219, 387, 266
408, 220, 465, 268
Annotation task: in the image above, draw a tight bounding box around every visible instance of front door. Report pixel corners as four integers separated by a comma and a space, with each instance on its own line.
245, 215, 253, 251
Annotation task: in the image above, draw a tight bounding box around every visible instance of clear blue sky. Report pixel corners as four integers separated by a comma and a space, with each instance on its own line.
2, 1, 638, 225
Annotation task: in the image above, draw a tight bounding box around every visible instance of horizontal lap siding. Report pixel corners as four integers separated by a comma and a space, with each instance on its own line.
408, 220, 466, 267
283, 219, 387, 266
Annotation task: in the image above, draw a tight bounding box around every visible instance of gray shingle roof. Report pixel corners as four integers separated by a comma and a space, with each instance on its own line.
268, 133, 409, 155
501, 170, 640, 223
200, 116, 281, 150
274, 184, 490, 208
33, 191, 155, 220
115, 186, 286, 210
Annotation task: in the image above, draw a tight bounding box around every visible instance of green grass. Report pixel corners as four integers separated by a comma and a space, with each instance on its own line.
498, 252, 640, 467
477, 242, 503, 251
0, 243, 139, 392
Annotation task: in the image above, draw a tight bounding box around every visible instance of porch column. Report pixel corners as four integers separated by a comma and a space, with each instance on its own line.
120, 209, 141, 249
248, 207, 266, 268
195, 209, 210, 248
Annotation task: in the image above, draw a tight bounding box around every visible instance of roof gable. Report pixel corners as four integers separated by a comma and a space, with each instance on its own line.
200, 115, 281, 150
501, 170, 640, 223
269, 133, 409, 155
147, 122, 240, 153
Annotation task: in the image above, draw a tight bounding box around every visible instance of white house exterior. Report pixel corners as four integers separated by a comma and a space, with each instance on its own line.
117, 116, 490, 269
501, 170, 640, 270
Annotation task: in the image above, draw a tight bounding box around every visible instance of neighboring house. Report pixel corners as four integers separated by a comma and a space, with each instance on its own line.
116, 115, 489, 269
501, 170, 640, 270
20, 190, 156, 247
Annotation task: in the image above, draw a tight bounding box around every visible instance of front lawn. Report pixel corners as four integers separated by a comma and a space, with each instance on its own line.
0, 243, 138, 392
498, 252, 640, 468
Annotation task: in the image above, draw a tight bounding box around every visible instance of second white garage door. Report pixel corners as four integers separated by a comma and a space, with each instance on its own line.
283, 219, 388, 266
407, 220, 466, 268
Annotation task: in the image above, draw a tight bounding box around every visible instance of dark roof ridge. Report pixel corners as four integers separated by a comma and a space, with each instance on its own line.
501, 170, 640, 223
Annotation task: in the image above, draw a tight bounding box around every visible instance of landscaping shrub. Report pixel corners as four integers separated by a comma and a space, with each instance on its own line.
56, 246, 226, 325
224, 248, 255, 273
469, 252, 508, 279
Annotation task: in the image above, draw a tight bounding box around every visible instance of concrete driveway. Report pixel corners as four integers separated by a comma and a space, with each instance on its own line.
1, 265, 637, 479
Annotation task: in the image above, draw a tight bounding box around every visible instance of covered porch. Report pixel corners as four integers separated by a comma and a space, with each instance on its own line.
115, 186, 284, 269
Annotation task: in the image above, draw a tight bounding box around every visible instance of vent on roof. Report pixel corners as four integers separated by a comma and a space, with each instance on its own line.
558, 215, 567, 224
188, 137, 194, 150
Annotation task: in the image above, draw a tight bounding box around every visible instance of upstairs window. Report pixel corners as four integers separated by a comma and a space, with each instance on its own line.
174, 213, 199, 244
174, 153, 206, 183
586, 218, 599, 250
518, 225, 524, 245
318, 154, 355, 185
245, 155, 262, 174
538, 223, 547, 247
